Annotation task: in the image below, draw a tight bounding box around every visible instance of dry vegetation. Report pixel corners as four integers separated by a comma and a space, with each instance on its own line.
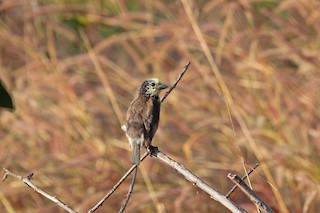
1, 0, 320, 212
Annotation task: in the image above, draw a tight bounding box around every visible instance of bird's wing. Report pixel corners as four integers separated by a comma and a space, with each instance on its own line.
143, 98, 160, 143
126, 96, 146, 138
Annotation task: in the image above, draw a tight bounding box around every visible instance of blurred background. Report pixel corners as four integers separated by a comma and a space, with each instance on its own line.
1, 0, 320, 212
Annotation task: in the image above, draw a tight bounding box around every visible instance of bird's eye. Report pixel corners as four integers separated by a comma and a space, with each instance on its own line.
151, 83, 155, 87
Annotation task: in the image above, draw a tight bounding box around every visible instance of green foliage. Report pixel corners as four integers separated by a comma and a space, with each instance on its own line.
98, 25, 125, 38
252, 1, 279, 11
125, 0, 139, 11
62, 15, 88, 31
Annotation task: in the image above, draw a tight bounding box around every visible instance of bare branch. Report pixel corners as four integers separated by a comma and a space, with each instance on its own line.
160, 61, 191, 103
226, 163, 259, 198
2, 168, 77, 213
227, 173, 274, 213
119, 167, 138, 213
149, 146, 247, 213
88, 152, 148, 213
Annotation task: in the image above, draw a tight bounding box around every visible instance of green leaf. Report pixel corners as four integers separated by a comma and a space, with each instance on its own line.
0, 80, 14, 109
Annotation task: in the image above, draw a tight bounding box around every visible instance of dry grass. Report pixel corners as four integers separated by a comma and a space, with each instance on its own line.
1, 0, 320, 212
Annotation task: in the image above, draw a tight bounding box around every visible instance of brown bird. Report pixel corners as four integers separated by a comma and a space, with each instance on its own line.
122, 78, 168, 165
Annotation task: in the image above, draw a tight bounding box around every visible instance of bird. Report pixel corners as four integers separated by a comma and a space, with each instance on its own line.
122, 78, 168, 165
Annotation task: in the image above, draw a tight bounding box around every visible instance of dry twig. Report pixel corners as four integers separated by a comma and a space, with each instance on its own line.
88, 152, 149, 213
119, 167, 138, 213
225, 163, 259, 198
160, 61, 191, 103
149, 146, 247, 213
228, 173, 274, 213
2, 168, 77, 213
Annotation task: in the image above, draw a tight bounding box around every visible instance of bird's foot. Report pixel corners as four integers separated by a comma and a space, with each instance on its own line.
147, 145, 159, 157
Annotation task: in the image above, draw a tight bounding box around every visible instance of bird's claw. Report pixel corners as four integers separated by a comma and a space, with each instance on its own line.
147, 145, 159, 157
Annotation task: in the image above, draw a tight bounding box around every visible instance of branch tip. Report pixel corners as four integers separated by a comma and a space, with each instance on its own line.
2, 174, 7, 182
26, 173, 34, 180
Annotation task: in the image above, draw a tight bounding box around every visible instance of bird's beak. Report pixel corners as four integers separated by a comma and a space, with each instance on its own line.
158, 83, 168, 90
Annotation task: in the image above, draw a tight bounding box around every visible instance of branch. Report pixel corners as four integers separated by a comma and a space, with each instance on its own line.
160, 61, 191, 103
88, 152, 149, 213
2, 168, 77, 213
227, 174, 274, 213
149, 146, 247, 213
225, 163, 259, 198
119, 167, 138, 213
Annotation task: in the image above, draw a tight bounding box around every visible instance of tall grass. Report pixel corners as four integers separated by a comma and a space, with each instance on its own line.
0, 0, 319, 212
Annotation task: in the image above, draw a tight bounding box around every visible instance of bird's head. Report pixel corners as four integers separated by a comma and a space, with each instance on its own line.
139, 78, 168, 98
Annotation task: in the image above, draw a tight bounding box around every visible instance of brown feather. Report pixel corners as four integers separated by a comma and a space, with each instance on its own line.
126, 94, 161, 148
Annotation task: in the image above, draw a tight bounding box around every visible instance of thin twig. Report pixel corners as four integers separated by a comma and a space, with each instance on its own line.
88, 152, 148, 213
228, 173, 274, 213
226, 163, 259, 198
149, 147, 247, 213
89, 62, 191, 213
160, 61, 191, 103
2, 168, 77, 213
119, 167, 138, 213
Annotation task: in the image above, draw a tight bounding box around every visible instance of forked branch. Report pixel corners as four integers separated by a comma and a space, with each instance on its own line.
225, 163, 259, 198
149, 146, 247, 213
228, 173, 274, 213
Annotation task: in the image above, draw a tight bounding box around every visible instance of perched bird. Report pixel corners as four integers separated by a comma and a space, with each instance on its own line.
122, 78, 168, 165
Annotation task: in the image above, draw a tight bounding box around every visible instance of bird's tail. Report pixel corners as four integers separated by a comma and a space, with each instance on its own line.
131, 143, 141, 165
